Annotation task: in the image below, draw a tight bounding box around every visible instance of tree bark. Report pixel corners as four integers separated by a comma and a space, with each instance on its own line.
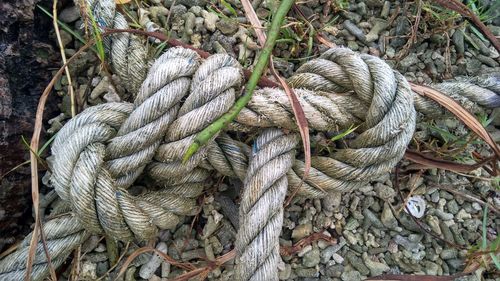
0, 0, 60, 251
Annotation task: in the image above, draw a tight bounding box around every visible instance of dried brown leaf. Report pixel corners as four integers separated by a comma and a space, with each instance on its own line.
404, 150, 494, 173
410, 83, 500, 158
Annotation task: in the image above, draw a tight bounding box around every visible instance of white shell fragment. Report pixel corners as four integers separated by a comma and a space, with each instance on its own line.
405, 195, 426, 218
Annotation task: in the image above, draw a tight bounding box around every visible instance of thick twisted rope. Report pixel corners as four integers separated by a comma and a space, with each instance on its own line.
235, 129, 298, 281
1, 45, 498, 280
82, 0, 148, 94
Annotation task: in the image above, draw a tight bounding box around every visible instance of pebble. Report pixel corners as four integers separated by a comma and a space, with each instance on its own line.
343, 20, 367, 44
476, 54, 498, 67
363, 208, 384, 229
59, 6, 81, 23
80, 260, 97, 280
295, 267, 319, 278
346, 252, 370, 276
139, 242, 168, 279
201, 10, 218, 32
380, 1, 391, 18
292, 223, 312, 240
216, 18, 239, 35
341, 270, 362, 281
279, 264, 292, 280
452, 29, 465, 55
456, 209, 472, 222
400, 53, 420, 68
362, 252, 390, 276
302, 247, 321, 267
380, 203, 398, 229
58, 29, 73, 47
366, 19, 388, 43
440, 248, 458, 260
325, 265, 344, 278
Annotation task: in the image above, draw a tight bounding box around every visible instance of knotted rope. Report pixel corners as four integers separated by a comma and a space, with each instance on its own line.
0, 44, 498, 280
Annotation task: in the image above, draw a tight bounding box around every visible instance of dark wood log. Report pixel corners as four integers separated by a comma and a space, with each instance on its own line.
0, 0, 60, 251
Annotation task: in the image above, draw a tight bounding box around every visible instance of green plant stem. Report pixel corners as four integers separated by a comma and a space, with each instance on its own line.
182, 0, 295, 162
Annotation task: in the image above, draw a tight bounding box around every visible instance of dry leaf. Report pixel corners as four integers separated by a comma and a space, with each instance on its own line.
115, 0, 132, 4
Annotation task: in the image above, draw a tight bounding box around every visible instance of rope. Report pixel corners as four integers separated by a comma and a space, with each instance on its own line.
82, 0, 148, 95
0, 42, 498, 279
235, 129, 298, 281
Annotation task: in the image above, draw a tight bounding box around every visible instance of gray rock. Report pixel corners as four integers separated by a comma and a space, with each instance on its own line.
452, 29, 465, 55
216, 18, 239, 35
366, 19, 389, 43
423, 261, 440, 275
343, 20, 367, 44
294, 267, 319, 278
292, 223, 313, 240
356, 2, 367, 16
446, 200, 460, 214
325, 265, 344, 278
391, 17, 410, 48
363, 208, 384, 229
362, 253, 390, 276
400, 53, 420, 69
447, 258, 464, 271
476, 54, 498, 67
341, 270, 362, 281
303, 247, 321, 267
381, 1, 391, 18
440, 248, 458, 260
465, 58, 482, 75
470, 34, 491, 56
139, 242, 168, 279
201, 10, 218, 32
381, 203, 398, 229
346, 252, 370, 276
279, 263, 292, 280
434, 209, 454, 221
59, 6, 80, 23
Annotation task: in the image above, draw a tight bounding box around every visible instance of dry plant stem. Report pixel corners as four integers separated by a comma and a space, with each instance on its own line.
26, 39, 95, 281
404, 150, 496, 174
431, 184, 500, 215
434, 0, 500, 53
53, 0, 76, 117
241, 0, 312, 187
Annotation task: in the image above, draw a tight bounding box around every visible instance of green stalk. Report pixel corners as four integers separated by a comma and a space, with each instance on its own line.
183, 0, 295, 162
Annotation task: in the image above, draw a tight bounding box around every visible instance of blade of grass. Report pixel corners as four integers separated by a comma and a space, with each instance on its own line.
53, 0, 76, 117
482, 205, 489, 250
182, 0, 296, 162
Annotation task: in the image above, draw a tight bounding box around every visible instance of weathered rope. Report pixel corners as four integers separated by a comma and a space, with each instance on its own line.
0, 44, 498, 280
235, 129, 298, 281
82, 0, 148, 94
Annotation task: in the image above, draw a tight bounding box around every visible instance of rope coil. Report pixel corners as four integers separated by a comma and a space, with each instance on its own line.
0, 1, 499, 278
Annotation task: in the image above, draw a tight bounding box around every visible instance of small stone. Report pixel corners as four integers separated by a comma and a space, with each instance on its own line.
456, 209, 472, 222
381, 203, 398, 229
294, 267, 319, 278
440, 248, 458, 260
345, 217, 361, 230
476, 54, 498, 67
423, 261, 440, 275
58, 29, 73, 47
381, 1, 391, 18
80, 260, 97, 280
125, 266, 137, 281
346, 252, 370, 276
400, 53, 420, 68
343, 20, 367, 44
452, 29, 465, 55
374, 183, 395, 201
347, 40, 359, 51
434, 209, 454, 221
446, 200, 460, 214
366, 19, 388, 43
59, 6, 81, 23
279, 263, 291, 280
362, 253, 390, 276
292, 223, 312, 240
363, 208, 384, 229
332, 253, 345, 264
302, 247, 321, 267
447, 258, 464, 271
341, 270, 362, 281
298, 245, 313, 257
201, 10, 218, 32
216, 18, 238, 35
326, 265, 344, 278
427, 215, 442, 235
139, 242, 168, 279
